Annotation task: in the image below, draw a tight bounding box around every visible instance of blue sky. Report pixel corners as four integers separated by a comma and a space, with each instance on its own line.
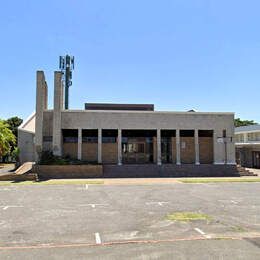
0, 0, 259, 122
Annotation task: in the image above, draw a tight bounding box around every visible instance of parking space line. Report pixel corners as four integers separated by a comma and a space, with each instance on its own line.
194, 228, 211, 239
146, 201, 169, 206
85, 184, 88, 190
194, 228, 205, 235
78, 204, 108, 208
95, 232, 101, 244
0, 205, 23, 211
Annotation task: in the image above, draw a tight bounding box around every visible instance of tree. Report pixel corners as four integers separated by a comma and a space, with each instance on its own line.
5, 116, 23, 140
234, 118, 258, 127
0, 120, 16, 157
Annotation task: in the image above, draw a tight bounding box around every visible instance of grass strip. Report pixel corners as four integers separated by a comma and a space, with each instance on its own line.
166, 212, 212, 222
179, 178, 260, 183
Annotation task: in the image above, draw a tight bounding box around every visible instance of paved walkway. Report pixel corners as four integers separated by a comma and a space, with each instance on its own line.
103, 178, 182, 185
0, 164, 15, 176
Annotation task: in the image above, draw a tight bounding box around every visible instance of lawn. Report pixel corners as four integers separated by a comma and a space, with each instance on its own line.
166, 212, 212, 222
178, 177, 260, 183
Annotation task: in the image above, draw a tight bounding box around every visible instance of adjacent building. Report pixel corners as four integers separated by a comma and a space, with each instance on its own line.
18, 71, 237, 176
235, 125, 260, 168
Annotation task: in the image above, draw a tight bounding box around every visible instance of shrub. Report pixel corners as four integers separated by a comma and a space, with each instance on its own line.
38, 151, 68, 165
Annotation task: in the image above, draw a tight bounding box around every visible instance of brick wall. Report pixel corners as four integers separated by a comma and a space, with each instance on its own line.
34, 165, 103, 179
102, 143, 118, 164
199, 137, 213, 164
82, 143, 98, 162
63, 143, 78, 159
180, 137, 195, 164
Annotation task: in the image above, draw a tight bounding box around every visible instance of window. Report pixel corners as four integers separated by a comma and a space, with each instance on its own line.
248, 132, 260, 141
235, 134, 244, 143
82, 137, 98, 143
102, 137, 117, 143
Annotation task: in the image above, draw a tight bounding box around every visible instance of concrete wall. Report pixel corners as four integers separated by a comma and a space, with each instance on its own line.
18, 129, 35, 164
59, 110, 235, 165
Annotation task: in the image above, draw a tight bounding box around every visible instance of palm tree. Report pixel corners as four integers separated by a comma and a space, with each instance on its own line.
0, 120, 16, 158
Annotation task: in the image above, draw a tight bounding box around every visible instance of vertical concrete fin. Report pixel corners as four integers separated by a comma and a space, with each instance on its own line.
195, 129, 200, 164
52, 71, 63, 156
35, 71, 46, 161
227, 115, 236, 164
43, 81, 48, 109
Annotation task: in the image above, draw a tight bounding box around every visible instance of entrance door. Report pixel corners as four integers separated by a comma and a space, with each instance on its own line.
252, 152, 260, 168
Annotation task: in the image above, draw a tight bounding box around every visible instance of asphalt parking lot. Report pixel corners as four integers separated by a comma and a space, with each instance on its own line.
0, 181, 260, 259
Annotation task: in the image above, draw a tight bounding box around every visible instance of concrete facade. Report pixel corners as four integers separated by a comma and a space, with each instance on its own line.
18, 70, 236, 172
18, 113, 36, 163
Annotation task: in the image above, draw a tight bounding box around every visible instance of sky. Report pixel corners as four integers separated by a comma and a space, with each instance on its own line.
0, 0, 259, 122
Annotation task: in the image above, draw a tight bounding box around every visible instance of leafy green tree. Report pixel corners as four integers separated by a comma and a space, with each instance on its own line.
235, 118, 258, 127
0, 120, 16, 157
5, 116, 23, 140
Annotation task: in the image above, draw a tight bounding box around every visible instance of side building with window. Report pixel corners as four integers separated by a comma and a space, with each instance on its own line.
18, 71, 237, 176
235, 125, 260, 168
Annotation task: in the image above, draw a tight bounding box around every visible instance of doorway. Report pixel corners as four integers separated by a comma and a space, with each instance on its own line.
252, 151, 260, 168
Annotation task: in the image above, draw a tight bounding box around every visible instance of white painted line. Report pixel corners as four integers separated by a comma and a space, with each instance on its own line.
146, 202, 169, 206
78, 204, 108, 208
194, 228, 205, 235
85, 184, 88, 190
194, 228, 211, 239
95, 232, 101, 244
230, 200, 238, 204
0, 205, 23, 211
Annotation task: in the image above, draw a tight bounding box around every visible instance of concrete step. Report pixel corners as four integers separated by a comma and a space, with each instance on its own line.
237, 166, 257, 176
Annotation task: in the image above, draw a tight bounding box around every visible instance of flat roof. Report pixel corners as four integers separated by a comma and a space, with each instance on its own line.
45, 109, 233, 115
235, 125, 260, 133
85, 103, 154, 111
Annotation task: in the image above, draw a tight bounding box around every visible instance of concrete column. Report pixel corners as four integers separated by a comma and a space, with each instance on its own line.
213, 129, 224, 164
117, 129, 122, 165
226, 127, 236, 165
77, 128, 82, 160
98, 128, 102, 164
243, 133, 248, 142
176, 129, 181, 165
157, 129, 162, 165
52, 71, 63, 157
195, 129, 200, 165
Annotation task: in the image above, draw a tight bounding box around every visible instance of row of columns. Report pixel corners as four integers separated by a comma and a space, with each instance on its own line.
76, 128, 201, 165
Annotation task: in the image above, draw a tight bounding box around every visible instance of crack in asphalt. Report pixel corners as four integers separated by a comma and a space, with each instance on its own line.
1, 234, 260, 251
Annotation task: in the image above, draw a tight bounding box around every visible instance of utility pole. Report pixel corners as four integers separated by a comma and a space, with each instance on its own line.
59, 55, 74, 109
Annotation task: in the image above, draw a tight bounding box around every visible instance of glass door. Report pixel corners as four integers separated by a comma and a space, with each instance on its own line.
252, 152, 260, 169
